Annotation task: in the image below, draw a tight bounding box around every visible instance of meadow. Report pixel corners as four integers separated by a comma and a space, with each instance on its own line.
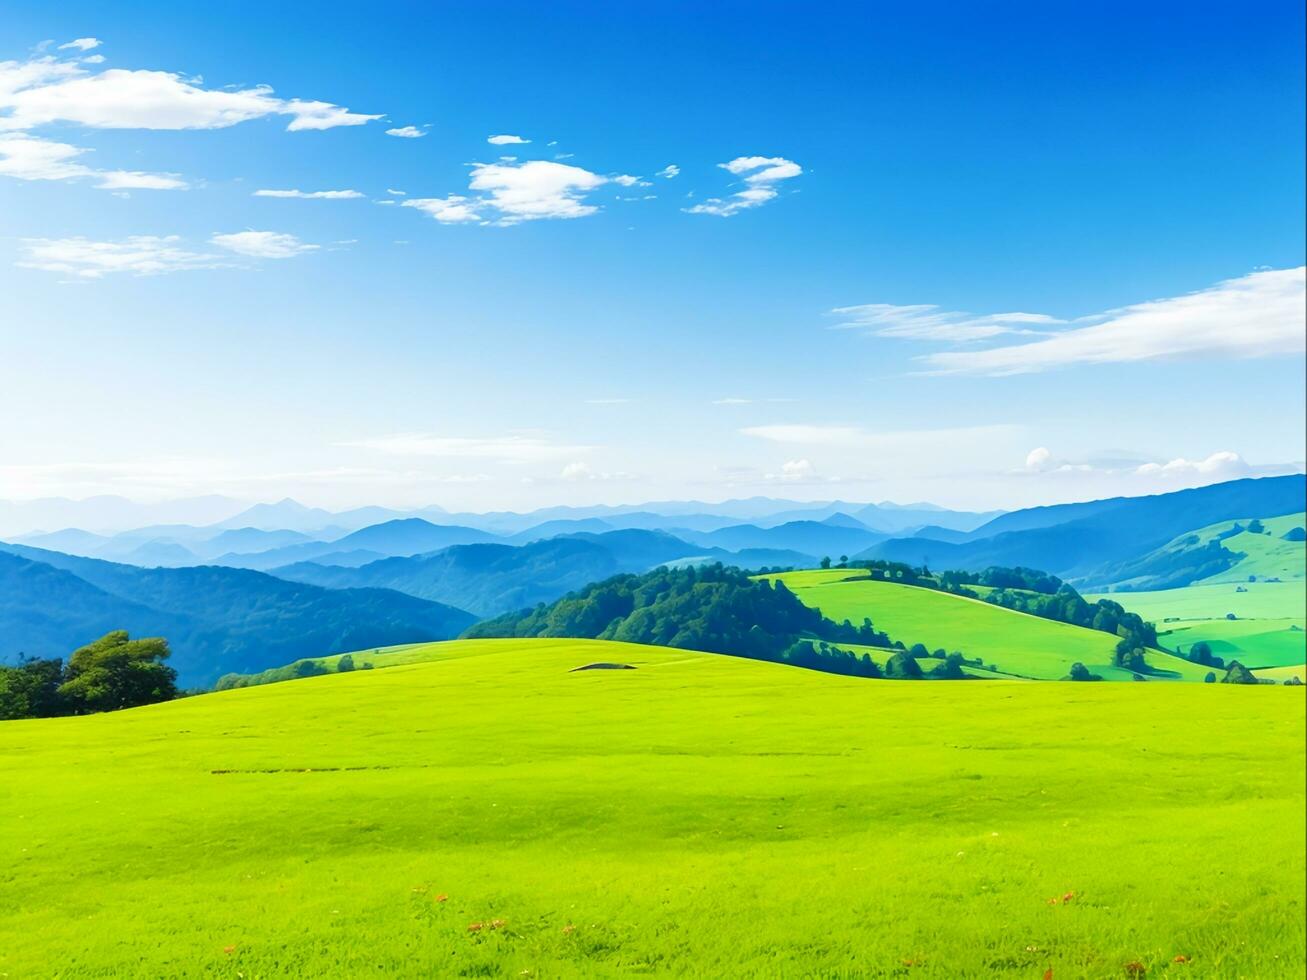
1085, 582, 1306, 681
764, 570, 1210, 681
2, 638, 1302, 978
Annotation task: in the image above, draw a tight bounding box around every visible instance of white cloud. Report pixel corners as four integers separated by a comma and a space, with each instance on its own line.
1134, 451, 1250, 480
487, 134, 529, 145
924, 267, 1307, 375
469, 160, 606, 223
210, 230, 318, 258
780, 458, 814, 480
17, 235, 223, 278
253, 188, 363, 199
713, 397, 753, 405
401, 195, 483, 223
612, 174, 650, 187
345, 432, 595, 463
1025, 447, 1052, 471
58, 38, 101, 52
686, 155, 802, 217
0, 132, 186, 189
656, 164, 679, 179
404, 160, 610, 225
81, 54, 105, 65
385, 125, 425, 138
386, 188, 406, 195
0, 54, 380, 132
831, 304, 1062, 342
561, 461, 593, 480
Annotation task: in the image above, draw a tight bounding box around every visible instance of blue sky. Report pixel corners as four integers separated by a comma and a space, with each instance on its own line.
2, 1, 1304, 512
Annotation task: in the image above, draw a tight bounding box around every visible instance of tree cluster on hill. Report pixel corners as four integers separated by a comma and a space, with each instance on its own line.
844, 561, 1163, 657
0, 631, 177, 720
464, 564, 951, 680
214, 651, 375, 690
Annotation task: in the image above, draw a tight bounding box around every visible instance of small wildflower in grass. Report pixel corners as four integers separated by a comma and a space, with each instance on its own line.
1172, 955, 1190, 964
1061, 891, 1075, 904
1043, 970, 1053, 980
1123, 961, 1146, 976
222, 945, 236, 955
562, 924, 576, 935
489, 919, 507, 929
468, 922, 484, 933
434, 894, 448, 903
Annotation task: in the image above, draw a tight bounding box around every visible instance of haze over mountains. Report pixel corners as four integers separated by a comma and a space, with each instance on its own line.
1, 475, 1302, 685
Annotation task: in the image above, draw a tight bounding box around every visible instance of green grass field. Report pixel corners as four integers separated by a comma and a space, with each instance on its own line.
1, 638, 1303, 977
764, 571, 1210, 681
1085, 582, 1306, 677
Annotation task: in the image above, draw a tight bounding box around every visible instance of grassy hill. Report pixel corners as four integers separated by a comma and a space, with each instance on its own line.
1085, 581, 1306, 680
1084, 511, 1306, 591
764, 570, 1210, 681
1, 638, 1301, 977
864, 475, 1306, 585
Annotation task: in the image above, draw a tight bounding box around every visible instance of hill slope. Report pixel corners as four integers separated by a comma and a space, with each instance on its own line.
0, 639, 1300, 977
865, 475, 1306, 583
766, 570, 1209, 681
0, 544, 475, 686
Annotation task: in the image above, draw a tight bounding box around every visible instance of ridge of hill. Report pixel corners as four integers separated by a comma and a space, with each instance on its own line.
864, 475, 1306, 584
0, 543, 475, 686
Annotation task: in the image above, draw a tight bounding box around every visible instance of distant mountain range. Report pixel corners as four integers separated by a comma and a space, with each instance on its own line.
0, 544, 474, 687
272, 530, 813, 617
2, 476, 1302, 686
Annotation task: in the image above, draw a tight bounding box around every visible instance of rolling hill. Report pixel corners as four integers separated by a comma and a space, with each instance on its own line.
1, 639, 1301, 976
0, 543, 475, 686
864, 475, 1306, 585
764, 569, 1210, 681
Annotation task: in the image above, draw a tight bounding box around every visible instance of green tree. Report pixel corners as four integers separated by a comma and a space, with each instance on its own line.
884, 651, 923, 679
1064, 662, 1102, 682
1219, 661, 1259, 685
0, 657, 67, 719
337, 654, 356, 672
819, 556, 832, 569
57, 631, 177, 714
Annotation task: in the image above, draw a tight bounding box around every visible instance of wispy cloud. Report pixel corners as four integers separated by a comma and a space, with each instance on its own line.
923, 267, 1306, 375
656, 164, 679, 179
0, 132, 186, 190
253, 188, 363, 199
487, 134, 529, 145
385, 125, 425, 138
57, 38, 101, 52
210, 230, 318, 258
17, 236, 225, 278
831, 304, 1062, 342
685, 155, 802, 217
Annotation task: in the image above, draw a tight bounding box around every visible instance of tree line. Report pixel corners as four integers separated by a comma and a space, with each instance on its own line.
0, 631, 177, 720
465, 563, 961, 680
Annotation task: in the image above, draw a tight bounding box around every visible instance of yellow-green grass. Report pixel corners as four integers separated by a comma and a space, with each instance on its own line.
765, 571, 1209, 681
2, 638, 1303, 977
1086, 582, 1306, 670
